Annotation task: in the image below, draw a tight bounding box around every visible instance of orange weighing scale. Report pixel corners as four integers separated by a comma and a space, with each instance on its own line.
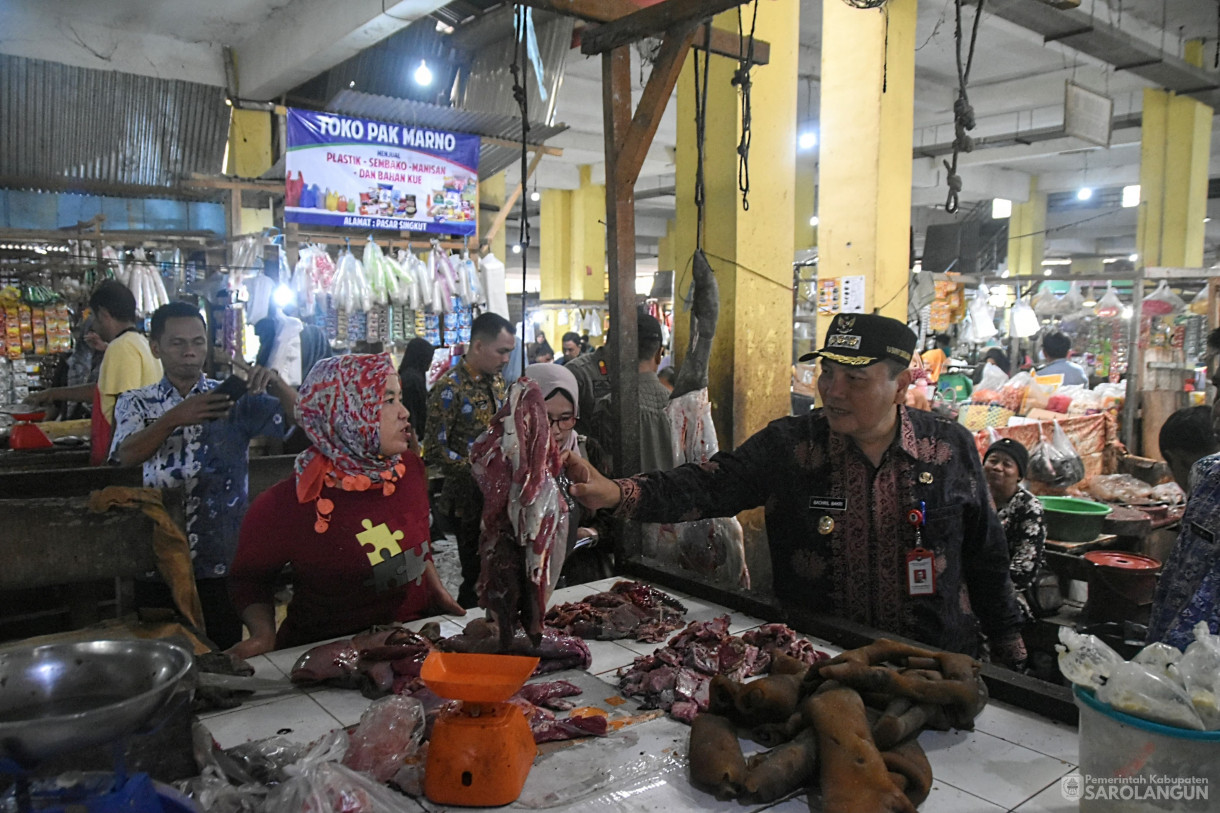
420, 651, 539, 807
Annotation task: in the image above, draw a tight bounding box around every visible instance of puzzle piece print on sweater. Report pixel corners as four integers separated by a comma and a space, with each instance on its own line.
364, 545, 429, 593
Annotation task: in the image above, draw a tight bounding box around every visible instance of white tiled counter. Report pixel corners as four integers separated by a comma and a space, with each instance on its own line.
198, 578, 1079, 812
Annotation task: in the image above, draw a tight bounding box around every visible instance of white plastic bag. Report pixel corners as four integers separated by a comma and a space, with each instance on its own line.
1131, 641, 1184, 678
1011, 297, 1041, 338
1057, 627, 1122, 690
968, 287, 999, 341
1096, 661, 1204, 730
978, 359, 1009, 391
1178, 621, 1220, 729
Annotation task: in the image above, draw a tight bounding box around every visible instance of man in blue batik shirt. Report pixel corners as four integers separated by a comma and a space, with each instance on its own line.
111, 301, 297, 648
1147, 406, 1220, 650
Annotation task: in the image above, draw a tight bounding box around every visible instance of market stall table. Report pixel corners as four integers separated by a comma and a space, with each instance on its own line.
196, 579, 1080, 812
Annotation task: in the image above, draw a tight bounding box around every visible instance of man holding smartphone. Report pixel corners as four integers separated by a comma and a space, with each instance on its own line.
111, 301, 298, 648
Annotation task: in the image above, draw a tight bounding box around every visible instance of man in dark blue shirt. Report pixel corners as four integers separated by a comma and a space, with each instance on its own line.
566, 314, 1025, 665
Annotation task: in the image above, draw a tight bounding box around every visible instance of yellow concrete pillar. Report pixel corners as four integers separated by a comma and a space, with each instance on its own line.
794, 155, 817, 251
673, 0, 798, 449
225, 109, 272, 178
657, 219, 676, 273
478, 172, 507, 263
1008, 177, 1046, 277
816, 0, 916, 339
1137, 88, 1212, 269
540, 189, 572, 301
1185, 39, 1205, 68
537, 188, 573, 350
570, 165, 607, 303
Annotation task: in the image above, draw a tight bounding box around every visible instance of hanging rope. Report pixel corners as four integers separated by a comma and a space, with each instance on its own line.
733, 0, 760, 211
692, 44, 710, 250
512, 4, 531, 377
943, 0, 984, 214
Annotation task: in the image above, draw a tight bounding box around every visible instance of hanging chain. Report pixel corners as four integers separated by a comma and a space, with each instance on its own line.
943, 0, 984, 214
693, 45, 710, 250
733, 0, 760, 211
512, 4, 530, 376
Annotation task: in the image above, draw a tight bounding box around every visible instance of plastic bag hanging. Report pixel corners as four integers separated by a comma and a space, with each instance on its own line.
968, 286, 999, 341
1143, 279, 1185, 316
1027, 420, 1085, 487
382, 250, 411, 307
1011, 297, 1041, 337
363, 237, 399, 306
1094, 284, 1122, 318
1062, 281, 1085, 313
1032, 281, 1062, 317
332, 247, 370, 312
401, 249, 430, 311
461, 250, 483, 307
450, 250, 472, 303
1189, 285, 1209, 315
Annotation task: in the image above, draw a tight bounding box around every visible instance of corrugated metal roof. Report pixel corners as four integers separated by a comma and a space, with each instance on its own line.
325, 89, 566, 177
0, 55, 229, 193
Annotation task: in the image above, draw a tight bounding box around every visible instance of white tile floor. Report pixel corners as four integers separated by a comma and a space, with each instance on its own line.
197, 579, 1081, 812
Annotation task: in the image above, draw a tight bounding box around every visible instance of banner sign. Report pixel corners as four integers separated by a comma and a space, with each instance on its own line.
284, 108, 480, 236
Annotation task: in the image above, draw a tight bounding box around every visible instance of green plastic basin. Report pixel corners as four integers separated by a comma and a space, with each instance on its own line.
1038, 496, 1113, 542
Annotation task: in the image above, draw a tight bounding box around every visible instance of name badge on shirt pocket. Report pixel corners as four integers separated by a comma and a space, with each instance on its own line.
1191, 522, 1215, 545
808, 496, 847, 512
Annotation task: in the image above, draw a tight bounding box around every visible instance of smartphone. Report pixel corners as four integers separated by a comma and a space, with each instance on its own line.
212, 375, 248, 402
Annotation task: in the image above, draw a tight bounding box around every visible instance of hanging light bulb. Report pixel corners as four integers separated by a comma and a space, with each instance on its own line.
798, 130, 818, 150
272, 284, 295, 308
512, 243, 522, 255
809, 215, 819, 227
530, 190, 541, 202
1076, 187, 1093, 201
414, 59, 433, 86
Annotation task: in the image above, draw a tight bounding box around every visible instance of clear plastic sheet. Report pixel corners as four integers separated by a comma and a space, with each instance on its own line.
264, 730, 417, 813
515, 727, 689, 810
342, 696, 425, 783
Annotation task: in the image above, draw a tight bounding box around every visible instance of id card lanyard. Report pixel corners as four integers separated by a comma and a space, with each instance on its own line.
905, 500, 935, 596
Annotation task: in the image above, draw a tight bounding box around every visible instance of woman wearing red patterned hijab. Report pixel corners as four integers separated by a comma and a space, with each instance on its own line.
228, 354, 463, 657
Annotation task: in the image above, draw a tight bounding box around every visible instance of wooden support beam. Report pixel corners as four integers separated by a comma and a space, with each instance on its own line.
581, 0, 750, 55
521, 0, 769, 64
695, 24, 769, 66
483, 149, 545, 247
615, 22, 700, 187
186, 174, 284, 193
226, 187, 242, 240
0, 175, 222, 201
603, 45, 641, 487
479, 136, 564, 157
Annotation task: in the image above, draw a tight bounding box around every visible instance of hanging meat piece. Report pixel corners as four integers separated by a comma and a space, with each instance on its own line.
471, 379, 570, 648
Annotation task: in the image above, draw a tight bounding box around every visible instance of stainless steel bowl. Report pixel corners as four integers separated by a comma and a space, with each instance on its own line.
0, 639, 194, 766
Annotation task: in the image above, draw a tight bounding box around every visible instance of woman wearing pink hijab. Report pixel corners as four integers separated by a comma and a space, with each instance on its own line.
229, 354, 462, 657
523, 362, 612, 585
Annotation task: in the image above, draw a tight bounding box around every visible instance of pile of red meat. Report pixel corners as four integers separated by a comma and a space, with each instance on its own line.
618, 617, 829, 723
289, 626, 437, 698
544, 580, 688, 643
288, 621, 600, 745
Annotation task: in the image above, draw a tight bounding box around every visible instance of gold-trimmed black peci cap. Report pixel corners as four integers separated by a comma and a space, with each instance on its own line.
799, 313, 917, 367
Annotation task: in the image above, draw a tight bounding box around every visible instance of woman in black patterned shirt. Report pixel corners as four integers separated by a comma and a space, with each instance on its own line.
984, 439, 1046, 621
